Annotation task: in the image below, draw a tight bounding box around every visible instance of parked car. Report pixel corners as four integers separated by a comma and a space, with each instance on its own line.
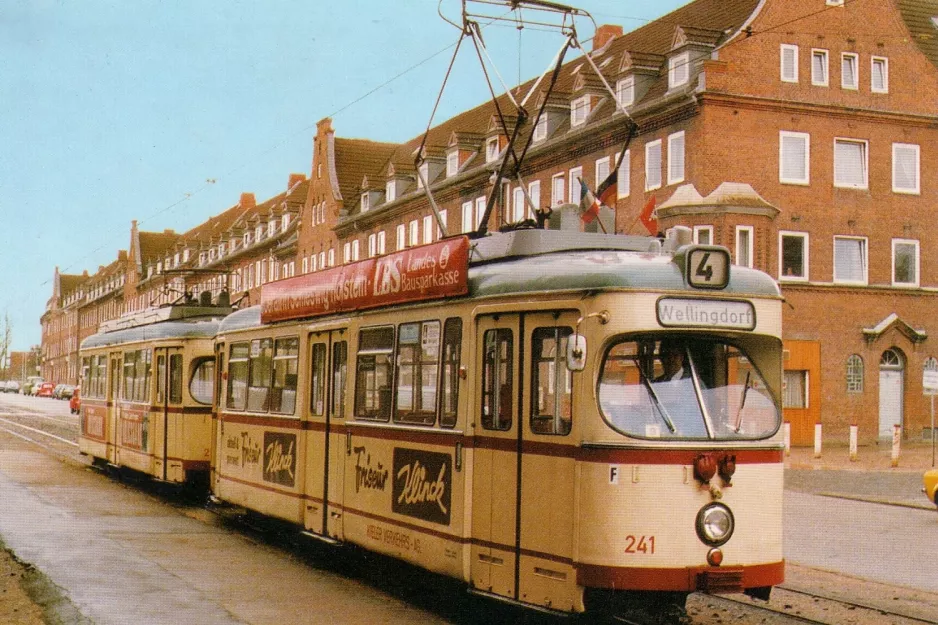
22, 377, 43, 395
53, 384, 66, 399
69, 387, 81, 415
59, 384, 75, 400
36, 382, 56, 398
925, 468, 938, 511
2, 381, 21, 393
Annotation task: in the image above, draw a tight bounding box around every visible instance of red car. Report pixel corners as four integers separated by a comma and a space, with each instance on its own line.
69, 387, 81, 414
36, 382, 56, 398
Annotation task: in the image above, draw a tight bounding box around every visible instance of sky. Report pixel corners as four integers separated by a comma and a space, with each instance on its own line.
0, 0, 688, 353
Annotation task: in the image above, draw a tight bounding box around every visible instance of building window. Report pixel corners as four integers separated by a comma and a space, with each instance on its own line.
780, 44, 799, 83
594, 156, 610, 190
833, 236, 868, 284
446, 151, 459, 177
811, 49, 829, 86
694, 225, 713, 245
551, 173, 565, 206
386, 180, 396, 203
834, 138, 868, 189
511, 186, 525, 222
422, 215, 433, 244
735, 226, 754, 268
368, 234, 377, 258
846, 354, 863, 393
461, 201, 474, 233
528, 180, 541, 216
343, 242, 351, 264
533, 113, 548, 142
616, 76, 635, 108
617, 150, 631, 198
486, 137, 500, 163
570, 95, 590, 127
783, 370, 808, 408
779, 131, 810, 185
437, 209, 447, 238
892, 143, 920, 194
475, 196, 486, 230
871, 56, 888, 93
645, 139, 662, 191
351, 239, 360, 262
361, 192, 370, 213
396, 224, 406, 251
377, 231, 386, 255
409, 220, 419, 247
417, 162, 429, 189
892, 239, 919, 286
669, 51, 690, 88
841, 53, 859, 90
667, 131, 685, 185
779, 231, 809, 281
568, 166, 583, 204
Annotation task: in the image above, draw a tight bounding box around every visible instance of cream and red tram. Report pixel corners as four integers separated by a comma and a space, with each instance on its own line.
78, 304, 229, 485
211, 227, 784, 619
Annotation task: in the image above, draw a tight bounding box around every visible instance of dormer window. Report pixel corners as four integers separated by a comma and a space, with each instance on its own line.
446, 151, 459, 177
485, 137, 500, 163
183, 249, 190, 263
570, 95, 590, 127
219, 243, 226, 257
199, 252, 206, 267
361, 192, 371, 212
156, 261, 162, 274
255, 224, 264, 241
209, 249, 216, 262
417, 162, 429, 189
281, 214, 290, 230
616, 76, 635, 108
268, 220, 277, 237
669, 52, 690, 88
174, 252, 180, 266
244, 231, 253, 246
533, 114, 548, 142
386, 180, 397, 203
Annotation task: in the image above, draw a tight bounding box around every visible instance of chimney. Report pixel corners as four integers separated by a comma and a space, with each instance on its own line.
288, 172, 306, 189
239, 192, 256, 209
593, 24, 622, 51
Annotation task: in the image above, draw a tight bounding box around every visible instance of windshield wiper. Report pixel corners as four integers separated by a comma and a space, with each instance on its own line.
733, 371, 752, 433
637, 365, 676, 434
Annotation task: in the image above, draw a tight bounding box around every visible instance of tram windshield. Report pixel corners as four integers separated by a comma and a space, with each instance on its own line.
598, 336, 781, 440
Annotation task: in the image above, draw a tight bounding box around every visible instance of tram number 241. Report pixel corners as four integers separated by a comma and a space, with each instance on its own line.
624, 535, 656, 555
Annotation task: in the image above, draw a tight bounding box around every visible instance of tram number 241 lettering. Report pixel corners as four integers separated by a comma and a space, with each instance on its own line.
624, 535, 656, 555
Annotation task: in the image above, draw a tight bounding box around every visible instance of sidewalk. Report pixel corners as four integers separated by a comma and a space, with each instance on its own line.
785, 440, 938, 472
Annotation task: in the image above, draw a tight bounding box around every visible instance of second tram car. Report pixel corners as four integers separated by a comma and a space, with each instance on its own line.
210, 226, 785, 620
78, 302, 231, 485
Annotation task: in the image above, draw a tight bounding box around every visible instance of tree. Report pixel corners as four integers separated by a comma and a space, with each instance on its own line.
0, 312, 11, 381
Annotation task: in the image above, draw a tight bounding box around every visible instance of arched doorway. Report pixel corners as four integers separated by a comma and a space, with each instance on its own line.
878, 348, 905, 438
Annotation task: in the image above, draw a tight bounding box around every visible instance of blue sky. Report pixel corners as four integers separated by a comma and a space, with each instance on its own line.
0, 0, 687, 353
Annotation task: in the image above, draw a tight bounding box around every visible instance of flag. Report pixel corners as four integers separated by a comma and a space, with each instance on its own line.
639, 194, 657, 235
596, 169, 617, 207
578, 177, 601, 224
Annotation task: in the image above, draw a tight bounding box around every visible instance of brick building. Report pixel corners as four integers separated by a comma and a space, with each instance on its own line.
42, 0, 938, 444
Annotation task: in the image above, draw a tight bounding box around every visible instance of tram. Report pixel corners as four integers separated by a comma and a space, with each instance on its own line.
78, 300, 231, 485
211, 225, 785, 620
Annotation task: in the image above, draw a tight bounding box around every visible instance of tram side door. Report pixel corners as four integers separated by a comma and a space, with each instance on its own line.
107, 353, 121, 465
154, 347, 183, 481
303, 330, 348, 540
471, 314, 521, 599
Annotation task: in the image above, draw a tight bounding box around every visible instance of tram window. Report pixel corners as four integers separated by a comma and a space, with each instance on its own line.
227, 342, 250, 411
169, 354, 183, 404
156, 355, 167, 404
355, 327, 394, 421
81, 357, 91, 397
310, 343, 327, 416
439, 318, 462, 428
481, 329, 513, 431
96, 355, 106, 398
247, 339, 273, 412
122, 349, 152, 403
531, 327, 573, 436
190, 357, 214, 405
332, 341, 348, 419
395, 321, 440, 426
270, 337, 299, 414
598, 337, 780, 440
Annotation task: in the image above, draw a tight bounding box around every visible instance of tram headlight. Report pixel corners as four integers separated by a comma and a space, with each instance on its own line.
695, 503, 734, 547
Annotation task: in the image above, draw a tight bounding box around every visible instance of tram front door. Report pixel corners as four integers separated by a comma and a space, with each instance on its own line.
303, 329, 348, 540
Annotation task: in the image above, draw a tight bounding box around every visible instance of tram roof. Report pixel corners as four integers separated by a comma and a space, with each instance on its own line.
81, 317, 225, 350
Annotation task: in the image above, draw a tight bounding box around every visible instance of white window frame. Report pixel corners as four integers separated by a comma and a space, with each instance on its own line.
512, 186, 525, 222
645, 139, 662, 191
568, 166, 583, 204
570, 95, 590, 127
551, 173, 565, 206
485, 137, 500, 163
827, 0, 844, 5
833, 235, 868, 285
368, 233, 377, 258
833, 138, 868, 189
891, 238, 920, 287
735, 225, 754, 268
778, 231, 810, 282
811, 49, 829, 86
841, 52, 859, 90
461, 200, 474, 233
396, 224, 406, 251
533, 113, 548, 142
351, 239, 360, 262
422, 215, 433, 244
617, 149, 631, 198
892, 143, 920, 194
871, 56, 888, 93
528, 180, 541, 217
446, 151, 459, 177
377, 231, 386, 255
616, 75, 635, 108
409, 220, 419, 246
779, 131, 810, 185
437, 210, 448, 239
361, 192, 370, 213
475, 196, 486, 229
386, 180, 396, 203
417, 162, 429, 189
595, 156, 611, 189
343, 242, 351, 264
693, 225, 713, 246
327, 248, 335, 267
667, 131, 685, 185
669, 51, 690, 89
780, 44, 799, 83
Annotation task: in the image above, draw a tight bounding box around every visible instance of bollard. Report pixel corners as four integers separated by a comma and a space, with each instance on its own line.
814, 423, 822, 459
891, 423, 901, 468
849, 425, 858, 462
783, 422, 791, 456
